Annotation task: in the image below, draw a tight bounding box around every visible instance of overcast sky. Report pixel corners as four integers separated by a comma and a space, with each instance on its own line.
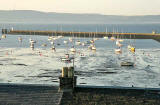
0, 0, 160, 15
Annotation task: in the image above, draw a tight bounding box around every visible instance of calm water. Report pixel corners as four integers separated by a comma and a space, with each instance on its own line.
0, 23, 160, 33
0, 23, 160, 88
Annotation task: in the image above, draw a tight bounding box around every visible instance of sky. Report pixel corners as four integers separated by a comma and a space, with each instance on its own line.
0, 0, 160, 15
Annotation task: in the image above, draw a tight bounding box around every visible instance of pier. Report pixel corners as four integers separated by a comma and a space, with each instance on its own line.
0, 83, 62, 105
0, 67, 159, 105
2, 29, 160, 42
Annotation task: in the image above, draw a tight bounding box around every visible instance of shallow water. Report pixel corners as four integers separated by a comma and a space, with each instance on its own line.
0, 34, 160, 88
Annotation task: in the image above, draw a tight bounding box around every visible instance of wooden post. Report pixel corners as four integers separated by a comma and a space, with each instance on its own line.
62, 67, 68, 77
59, 67, 76, 92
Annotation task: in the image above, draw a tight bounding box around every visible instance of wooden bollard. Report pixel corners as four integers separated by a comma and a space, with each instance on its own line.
62, 67, 68, 77
59, 66, 76, 92
68, 67, 74, 78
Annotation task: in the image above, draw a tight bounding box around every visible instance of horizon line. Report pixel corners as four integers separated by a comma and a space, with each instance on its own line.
0, 9, 160, 16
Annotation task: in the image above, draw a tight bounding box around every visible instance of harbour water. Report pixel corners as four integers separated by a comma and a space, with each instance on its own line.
0, 23, 160, 88
1, 23, 160, 33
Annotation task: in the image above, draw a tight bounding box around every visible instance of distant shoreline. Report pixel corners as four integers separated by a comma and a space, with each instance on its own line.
0, 10, 160, 24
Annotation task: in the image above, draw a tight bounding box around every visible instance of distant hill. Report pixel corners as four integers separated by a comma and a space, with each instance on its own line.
0, 10, 160, 24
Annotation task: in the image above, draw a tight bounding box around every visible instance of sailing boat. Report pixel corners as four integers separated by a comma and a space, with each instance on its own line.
121, 61, 134, 66
58, 25, 64, 39
128, 34, 135, 53
115, 48, 122, 54
50, 41, 54, 45
90, 39, 94, 44
61, 35, 73, 62
61, 33, 74, 63
61, 54, 72, 62
116, 38, 123, 47
2, 34, 6, 39
93, 29, 99, 41
110, 28, 116, 41
80, 33, 87, 58
117, 30, 124, 42
130, 47, 135, 53
18, 37, 22, 42
51, 45, 56, 52
48, 36, 53, 41
53, 37, 58, 40
76, 40, 81, 45
89, 32, 94, 43
29, 38, 36, 43
29, 31, 37, 50
81, 33, 86, 46
88, 44, 92, 50
2, 28, 6, 39
70, 31, 76, 53
118, 39, 124, 42
110, 37, 115, 41
88, 43, 96, 51
88, 31, 96, 51
64, 40, 68, 44
70, 46, 76, 52
104, 27, 108, 40
76, 31, 81, 45
115, 29, 122, 54
30, 43, 34, 50
104, 36, 108, 40
69, 37, 73, 42
92, 30, 97, 50
41, 43, 47, 47
69, 31, 74, 43
80, 52, 86, 59
91, 45, 96, 50
30, 39, 35, 50
120, 34, 135, 67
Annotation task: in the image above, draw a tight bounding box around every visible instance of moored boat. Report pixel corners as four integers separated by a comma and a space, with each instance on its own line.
121, 61, 134, 66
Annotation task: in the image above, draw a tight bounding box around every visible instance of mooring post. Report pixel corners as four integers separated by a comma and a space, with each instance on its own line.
59, 67, 77, 92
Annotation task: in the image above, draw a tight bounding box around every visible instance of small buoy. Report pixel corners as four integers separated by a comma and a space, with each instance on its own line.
6, 52, 8, 56
39, 53, 42, 56
130, 47, 135, 53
